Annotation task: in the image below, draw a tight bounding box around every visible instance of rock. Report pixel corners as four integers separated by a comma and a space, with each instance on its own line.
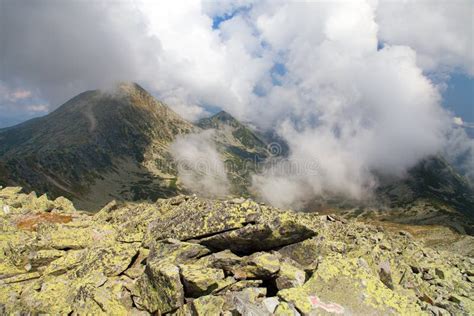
435, 268, 445, 279
278, 237, 321, 271
227, 287, 270, 316
180, 264, 225, 297
448, 295, 461, 304
135, 261, 184, 313
276, 258, 306, 290
191, 295, 225, 316
53, 196, 76, 213
0, 187, 22, 198
423, 271, 435, 281
147, 199, 316, 253
150, 239, 211, 264
28, 249, 65, 269
43, 249, 85, 275
378, 260, 394, 290
33, 194, 55, 212
233, 252, 280, 279
263, 297, 280, 313
274, 301, 301, 316
199, 217, 316, 254
1, 271, 41, 284
224, 280, 263, 292
427, 305, 451, 316
329, 241, 346, 253
230, 197, 246, 204
123, 247, 149, 279
198, 249, 242, 271
36, 224, 100, 250
1, 189, 473, 315
277, 255, 422, 315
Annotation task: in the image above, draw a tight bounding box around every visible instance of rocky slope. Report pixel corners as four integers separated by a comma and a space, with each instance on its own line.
0, 85, 272, 210
307, 156, 474, 236
197, 111, 268, 196
0, 83, 194, 209
1, 187, 473, 315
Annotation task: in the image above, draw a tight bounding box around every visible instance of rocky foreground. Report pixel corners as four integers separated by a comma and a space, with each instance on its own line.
0, 187, 473, 315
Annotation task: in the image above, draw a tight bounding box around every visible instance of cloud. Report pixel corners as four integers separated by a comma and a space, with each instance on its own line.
376, 0, 474, 76
0, 83, 49, 127
1, 0, 472, 205
454, 117, 465, 126
0, 0, 161, 108
170, 130, 230, 197
246, 1, 449, 207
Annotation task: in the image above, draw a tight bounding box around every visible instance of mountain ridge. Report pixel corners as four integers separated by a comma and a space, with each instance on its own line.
0, 83, 473, 237
0, 83, 194, 208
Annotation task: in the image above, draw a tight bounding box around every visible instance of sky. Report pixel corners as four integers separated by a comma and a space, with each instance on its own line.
442, 73, 474, 122
0, 0, 473, 206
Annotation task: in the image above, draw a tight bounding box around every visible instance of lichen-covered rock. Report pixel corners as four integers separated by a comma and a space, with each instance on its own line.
277, 254, 422, 315
191, 295, 225, 316
196, 249, 242, 271
52, 196, 76, 213
150, 239, 211, 264
276, 258, 306, 290
180, 264, 225, 297
0, 188, 473, 315
233, 252, 280, 279
278, 237, 322, 271
274, 301, 301, 316
135, 261, 184, 313
147, 198, 317, 253
199, 216, 316, 254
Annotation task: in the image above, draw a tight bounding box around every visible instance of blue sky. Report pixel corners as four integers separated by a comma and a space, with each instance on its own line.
442, 73, 474, 122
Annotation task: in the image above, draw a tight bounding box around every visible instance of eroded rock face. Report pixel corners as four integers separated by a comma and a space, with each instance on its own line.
1, 187, 473, 315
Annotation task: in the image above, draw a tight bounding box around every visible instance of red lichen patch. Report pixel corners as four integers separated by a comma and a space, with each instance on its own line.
16, 213, 72, 231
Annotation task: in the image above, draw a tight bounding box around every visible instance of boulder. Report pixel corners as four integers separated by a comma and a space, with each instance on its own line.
191, 295, 225, 316
276, 258, 306, 290
232, 252, 281, 279
180, 264, 225, 297
134, 261, 184, 313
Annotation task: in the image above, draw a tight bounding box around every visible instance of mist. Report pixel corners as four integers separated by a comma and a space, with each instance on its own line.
170, 130, 230, 197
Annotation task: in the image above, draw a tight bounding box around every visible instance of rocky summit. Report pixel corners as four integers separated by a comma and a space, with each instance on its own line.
1, 187, 473, 315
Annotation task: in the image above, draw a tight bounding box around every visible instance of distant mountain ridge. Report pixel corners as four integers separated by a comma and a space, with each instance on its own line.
197, 110, 269, 195
0, 83, 270, 209
0, 82, 473, 235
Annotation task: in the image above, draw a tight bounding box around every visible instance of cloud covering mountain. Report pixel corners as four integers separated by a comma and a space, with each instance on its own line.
1, 0, 473, 206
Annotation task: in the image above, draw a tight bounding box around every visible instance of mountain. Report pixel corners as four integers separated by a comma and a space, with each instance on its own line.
1, 187, 472, 315
1, 83, 473, 235
0, 85, 270, 209
0, 83, 194, 209
377, 156, 474, 213
198, 111, 267, 151
320, 156, 474, 235
197, 111, 269, 195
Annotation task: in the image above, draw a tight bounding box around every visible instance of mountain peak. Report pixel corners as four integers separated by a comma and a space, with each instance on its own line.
197, 110, 242, 129
212, 110, 237, 122
0, 84, 194, 208
115, 81, 147, 95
